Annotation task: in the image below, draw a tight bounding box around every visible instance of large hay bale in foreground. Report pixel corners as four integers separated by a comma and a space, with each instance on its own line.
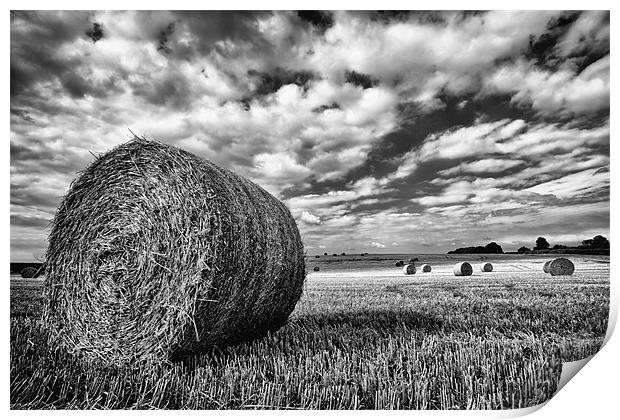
403, 264, 416, 275
481, 262, 493, 272
549, 257, 575, 276
43, 138, 305, 365
421, 264, 431, 272
20, 267, 38, 278
453, 262, 473, 276
543, 260, 552, 273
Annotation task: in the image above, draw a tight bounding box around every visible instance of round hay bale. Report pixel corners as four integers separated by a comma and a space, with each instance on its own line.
408, 257, 419, 264
403, 264, 416, 275
42, 138, 305, 365
313, 266, 320, 272
20, 266, 38, 278
453, 262, 473, 276
543, 260, 552, 273
481, 262, 493, 272
395, 260, 404, 267
549, 257, 575, 276
421, 264, 431, 273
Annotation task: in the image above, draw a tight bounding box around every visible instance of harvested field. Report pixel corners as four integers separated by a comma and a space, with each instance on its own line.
10, 254, 609, 409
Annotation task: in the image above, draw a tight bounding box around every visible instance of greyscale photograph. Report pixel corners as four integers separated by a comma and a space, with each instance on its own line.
10, 10, 610, 409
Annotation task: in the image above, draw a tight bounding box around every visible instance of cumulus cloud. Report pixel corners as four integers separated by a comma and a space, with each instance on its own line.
300, 211, 321, 225
485, 55, 609, 115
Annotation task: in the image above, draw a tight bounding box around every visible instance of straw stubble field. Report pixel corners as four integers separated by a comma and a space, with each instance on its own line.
10, 255, 609, 409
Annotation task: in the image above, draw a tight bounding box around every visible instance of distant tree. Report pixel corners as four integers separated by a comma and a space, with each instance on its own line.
517, 246, 530, 254
552, 244, 568, 249
582, 235, 610, 249
534, 237, 550, 250
341, 252, 346, 256
484, 242, 504, 253
323, 252, 328, 256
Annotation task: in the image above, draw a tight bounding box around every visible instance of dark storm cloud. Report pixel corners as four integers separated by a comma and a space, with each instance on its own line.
86, 22, 104, 42
170, 11, 272, 57
525, 11, 581, 70
312, 102, 341, 113
297, 11, 334, 31
157, 22, 175, 53
344, 70, 378, 90
10, 108, 34, 123
10, 11, 93, 97
250, 68, 315, 96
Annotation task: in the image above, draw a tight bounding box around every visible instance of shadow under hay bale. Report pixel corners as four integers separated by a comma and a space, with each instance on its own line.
453, 262, 473, 276
403, 264, 416, 275
481, 262, 493, 272
549, 258, 575, 276
20, 267, 38, 278
543, 260, 552, 273
42, 137, 306, 366
421, 264, 431, 272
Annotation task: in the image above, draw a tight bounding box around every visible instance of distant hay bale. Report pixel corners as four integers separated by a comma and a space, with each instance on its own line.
42, 137, 305, 366
403, 264, 416, 275
313, 266, 320, 272
453, 262, 473, 276
549, 258, 575, 276
408, 258, 419, 264
395, 260, 404, 267
20, 267, 38, 278
481, 263, 493, 272
543, 260, 552, 273
421, 264, 431, 273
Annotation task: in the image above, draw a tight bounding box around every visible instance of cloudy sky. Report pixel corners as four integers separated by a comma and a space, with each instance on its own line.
10, 10, 610, 261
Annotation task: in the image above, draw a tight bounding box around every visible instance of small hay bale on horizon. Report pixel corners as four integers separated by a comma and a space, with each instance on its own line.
453, 262, 473, 276
403, 264, 416, 275
408, 258, 419, 264
42, 137, 306, 366
20, 267, 38, 278
421, 264, 431, 272
395, 260, 404, 267
481, 262, 493, 272
549, 257, 575, 276
543, 260, 552, 273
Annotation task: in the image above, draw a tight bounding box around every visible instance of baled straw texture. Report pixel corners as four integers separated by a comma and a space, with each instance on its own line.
549, 257, 575, 276
403, 264, 416, 275
20, 267, 38, 278
43, 138, 305, 365
481, 263, 493, 272
421, 264, 432, 273
543, 260, 552, 273
453, 262, 473, 276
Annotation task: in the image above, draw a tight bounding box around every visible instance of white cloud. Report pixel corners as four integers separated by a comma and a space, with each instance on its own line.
300, 211, 321, 225
525, 168, 610, 199
368, 241, 386, 249
485, 56, 609, 115
439, 158, 524, 176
